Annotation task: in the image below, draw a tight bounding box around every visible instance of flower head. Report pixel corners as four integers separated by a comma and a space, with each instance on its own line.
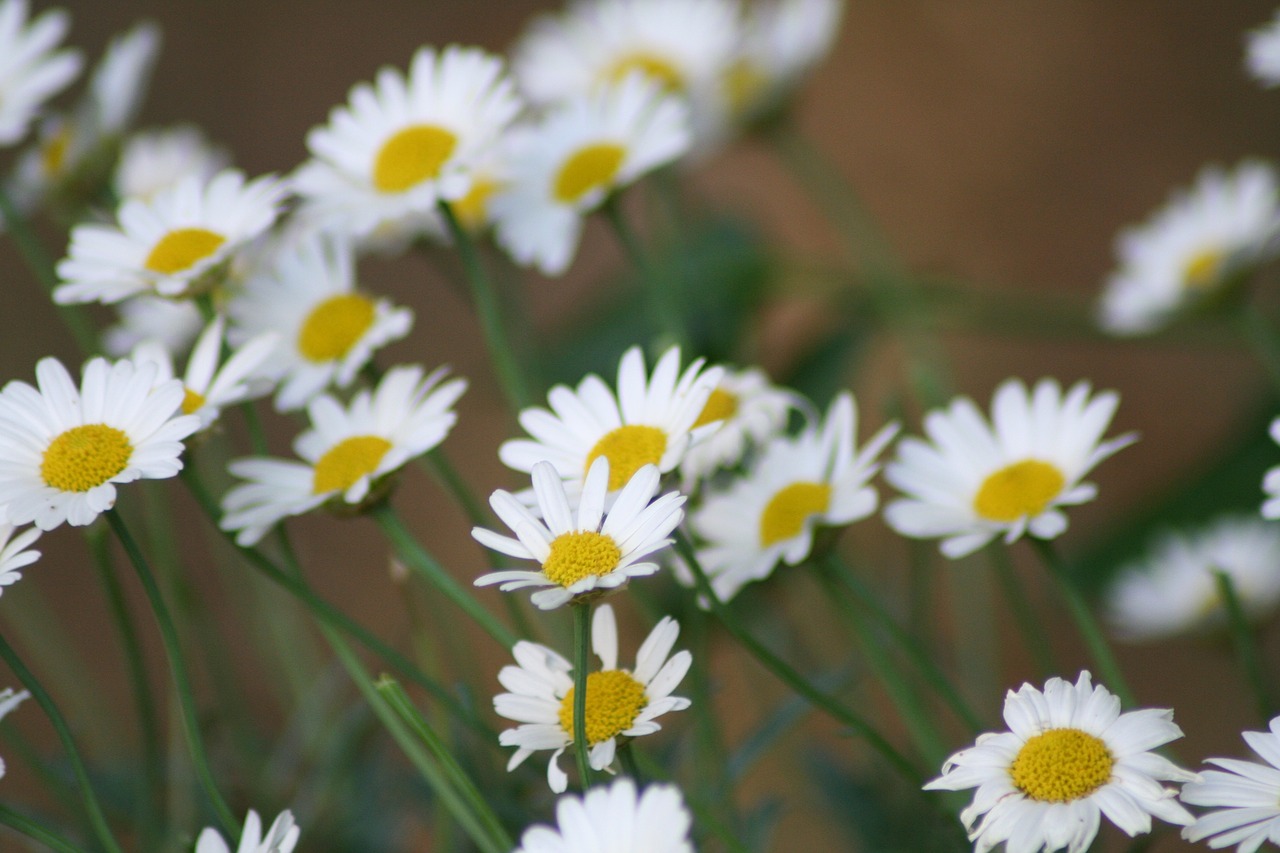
102, 294, 203, 358
677, 365, 795, 487
0, 0, 81, 147
513, 777, 694, 853
1247, 10, 1280, 88
1181, 715, 1280, 852
114, 125, 229, 202
196, 809, 299, 853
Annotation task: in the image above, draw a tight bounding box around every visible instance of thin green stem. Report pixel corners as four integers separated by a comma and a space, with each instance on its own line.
985, 543, 1058, 679
617, 741, 642, 784
601, 194, 685, 348
1240, 304, 1280, 395
1213, 569, 1276, 722
572, 602, 594, 791
0, 803, 82, 853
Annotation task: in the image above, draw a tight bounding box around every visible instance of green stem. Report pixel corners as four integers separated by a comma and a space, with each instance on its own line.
572, 602, 594, 790
601, 193, 685, 348
1213, 569, 1277, 722
986, 543, 1058, 679
617, 741, 642, 783
1240, 304, 1280, 395
0, 803, 82, 853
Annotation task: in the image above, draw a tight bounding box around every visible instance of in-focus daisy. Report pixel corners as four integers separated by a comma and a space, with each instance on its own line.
683, 392, 896, 602
925, 671, 1196, 853
293, 45, 521, 245
102, 294, 203, 358
0, 687, 28, 778
227, 235, 413, 412
474, 458, 684, 609
490, 73, 688, 276
220, 364, 465, 546
513, 777, 694, 853
114, 125, 229, 202
196, 809, 299, 853
678, 365, 796, 486
0, 522, 40, 596
1247, 10, 1280, 88
1098, 161, 1280, 335
884, 377, 1136, 559
54, 168, 286, 305
499, 344, 723, 498
1182, 715, 1280, 852
1107, 515, 1280, 642
0, 0, 81, 147
494, 603, 691, 792
0, 356, 200, 530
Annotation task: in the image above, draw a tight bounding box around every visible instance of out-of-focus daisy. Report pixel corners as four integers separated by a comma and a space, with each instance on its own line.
0, 688, 28, 777
494, 603, 691, 792
678, 365, 795, 486
513, 778, 694, 853
0, 356, 200, 530
684, 392, 896, 602
196, 809, 299, 853
499, 344, 723, 497
1099, 162, 1280, 335
102, 294, 203, 358
474, 458, 684, 610
114, 125, 229, 202
293, 45, 521, 245
1182, 715, 1280, 852
54, 168, 286, 305
0, 0, 81, 147
490, 73, 688, 276
1107, 515, 1280, 642
0, 523, 40, 596
884, 377, 1135, 559
227, 235, 412, 412
220, 364, 465, 546
1261, 417, 1280, 520
925, 671, 1196, 852
1247, 10, 1280, 88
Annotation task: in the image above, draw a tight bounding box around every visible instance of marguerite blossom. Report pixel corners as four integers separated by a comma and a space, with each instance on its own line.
678, 365, 796, 486
925, 672, 1196, 853
195, 809, 299, 853
513, 778, 694, 853
102, 294, 203, 358
1247, 10, 1280, 88
1181, 715, 1280, 852
0, 688, 28, 778
0, 0, 81, 147
884, 377, 1136, 559
0, 522, 40, 596
494, 603, 691, 792
114, 125, 229, 202
473, 458, 684, 610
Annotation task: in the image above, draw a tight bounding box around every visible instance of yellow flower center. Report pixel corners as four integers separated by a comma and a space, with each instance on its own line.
973, 459, 1065, 523
723, 58, 768, 115
543, 531, 623, 588
452, 176, 500, 229
1183, 247, 1225, 290
41, 424, 133, 492
144, 228, 227, 275
297, 293, 376, 363
312, 435, 393, 495
1010, 728, 1114, 802
760, 481, 832, 547
181, 387, 206, 416
692, 387, 739, 429
372, 124, 457, 193
41, 125, 73, 176
603, 52, 685, 92
557, 669, 649, 745
553, 143, 626, 205
584, 425, 668, 491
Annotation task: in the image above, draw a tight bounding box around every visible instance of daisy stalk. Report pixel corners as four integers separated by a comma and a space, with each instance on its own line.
1239, 303, 1280, 394
1212, 567, 1277, 722
985, 542, 1058, 678
571, 601, 595, 790
601, 193, 685, 348
0, 804, 80, 853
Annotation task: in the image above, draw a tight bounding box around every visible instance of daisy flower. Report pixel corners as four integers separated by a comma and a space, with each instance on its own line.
925, 671, 1196, 853
0, 356, 200, 530
494, 603, 691, 792
1247, 10, 1280, 88
513, 778, 694, 853
54, 168, 286, 305
227, 235, 413, 412
1181, 715, 1280, 852
490, 72, 689, 276
220, 364, 465, 546
474, 458, 684, 609
102, 294, 203, 358
1098, 161, 1280, 335
683, 392, 897, 602
0, 0, 81, 147
499, 344, 724, 498
292, 45, 521, 245
1260, 417, 1280, 520
883, 377, 1136, 559
0, 688, 28, 778
677, 365, 796, 486
1107, 515, 1280, 642
196, 809, 299, 853
114, 125, 230, 202
721, 0, 842, 124
0, 522, 40, 596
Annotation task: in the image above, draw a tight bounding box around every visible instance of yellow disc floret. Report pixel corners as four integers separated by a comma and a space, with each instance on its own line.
373, 124, 457, 193
312, 435, 393, 495
554, 143, 626, 205
452, 176, 500, 230
543, 531, 623, 588
692, 387, 739, 429
41, 424, 133, 492
1010, 728, 1114, 802
973, 459, 1066, 523
297, 293, 376, 363
144, 228, 227, 275
181, 387, 206, 416
760, 481, 832, 547
603, 52, 685, 92
557, 669, 648, 745
1183, 247, 1225, 290
584, 425, 667, 491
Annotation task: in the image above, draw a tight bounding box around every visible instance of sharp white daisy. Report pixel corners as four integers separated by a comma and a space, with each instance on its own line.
493, 603, 691, 792
114, 125, 230, 203
474, 457, 684, 609
1247, 10, 1280, 88
54, 168, 286, 305
0, 522, 40, 596
677, 365, 796, 486
1181, 715, 1280, 852
195, 809, 299, 853
490, 72, 689, 276
102, 294, 203, 358
1098, 161, 1280, 335
220, 364, 465, 546
1107, 514, 1280, 642
0, 687, 28, 778
683, 392, 896, 602
513, 777, 694, 853
227, 235, 413, 412
883, 377, 1136, 559
925, 671, 1196, 853
0, 356, 200, 530
0, 0, 81, 147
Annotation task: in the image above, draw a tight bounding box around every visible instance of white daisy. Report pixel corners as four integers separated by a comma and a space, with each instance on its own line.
1247, 10, 1280, 88
220, 364, 465, 546
0, 0, 81, 147
1181, 715, 1280, 852
513, 778, 694, 853
499, 344, 724, 498
1107, 515, 1280, 642
677, 365, 796, 486
883, 377, 1136, 559
474, 458, 684, 609
54, 168, 286, 305
925, 671, 1197, 853
195, 809, 299, 853
0, 687, 28, 778
1098, 161, 1280, 335
114, 125, 230, 202
1261, 417, 1280, 520
721, 0, 842, 124
292, 45, 521, 245
0, 522, 40, 596
102, 294, 203, 358
683, 392, 896, 602
494, 603, 691, 793
490, 72, 689, 276
227, 235, 413, 413
0, 356, 200, 530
